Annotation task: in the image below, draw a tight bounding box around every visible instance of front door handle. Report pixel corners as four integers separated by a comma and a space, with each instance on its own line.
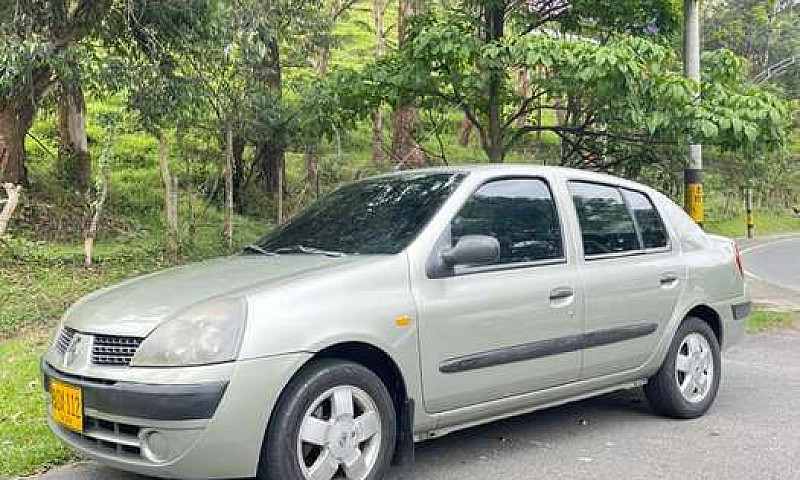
549, 286, 574, 301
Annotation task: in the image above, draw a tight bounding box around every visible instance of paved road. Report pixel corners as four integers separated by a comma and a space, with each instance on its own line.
30, 329, 800, 480
741, 236, 800, 309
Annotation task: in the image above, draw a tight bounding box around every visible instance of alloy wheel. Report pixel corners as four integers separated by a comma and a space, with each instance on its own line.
674, 332, 714, 403
297, 385, 382, 480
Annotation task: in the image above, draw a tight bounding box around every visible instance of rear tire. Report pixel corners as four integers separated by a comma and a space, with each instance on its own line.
644, 317, 721, 419
258, 359, 397, 480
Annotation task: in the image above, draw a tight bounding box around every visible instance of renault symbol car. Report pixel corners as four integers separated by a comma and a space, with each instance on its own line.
43, 165, 750, 480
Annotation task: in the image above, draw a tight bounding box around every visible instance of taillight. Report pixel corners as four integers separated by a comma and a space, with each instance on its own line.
734, 244, 745, 277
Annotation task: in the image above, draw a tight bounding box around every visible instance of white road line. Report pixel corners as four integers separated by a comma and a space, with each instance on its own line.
739, 236, 800, 255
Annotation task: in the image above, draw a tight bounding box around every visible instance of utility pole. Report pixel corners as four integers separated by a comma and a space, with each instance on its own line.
684, 0, 704, 226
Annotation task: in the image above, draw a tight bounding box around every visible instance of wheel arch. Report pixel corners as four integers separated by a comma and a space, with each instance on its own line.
684, 304, 723, 346
313, 341, 409, 406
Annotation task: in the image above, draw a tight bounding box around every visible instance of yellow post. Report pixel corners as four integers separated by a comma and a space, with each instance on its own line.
684, 169, 704, 225
745, 187, 754, 239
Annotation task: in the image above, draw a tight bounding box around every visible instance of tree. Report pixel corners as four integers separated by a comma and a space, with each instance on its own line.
390, 0, 427, 167
704, 0, 800, 96
84, 119, 114, 269
0, 0, 113, 184
330, 1, 787, 168
306, 0, 360, 194
241, 0, 328, 208
109, 0, 215, 256
372, 0, 390, 164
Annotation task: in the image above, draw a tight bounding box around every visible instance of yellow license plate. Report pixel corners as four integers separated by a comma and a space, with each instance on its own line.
50, 380, 83, 433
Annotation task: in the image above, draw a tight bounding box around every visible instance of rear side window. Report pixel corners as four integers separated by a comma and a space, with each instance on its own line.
452, 178, 563, 264
622, 189, 669, 249
568, 182, 640, 255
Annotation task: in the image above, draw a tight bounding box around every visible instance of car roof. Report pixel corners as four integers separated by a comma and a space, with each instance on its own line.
374, 164, 659, 195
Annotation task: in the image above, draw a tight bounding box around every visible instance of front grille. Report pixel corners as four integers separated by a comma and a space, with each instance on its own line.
91, 334, 144, 366
64, 414, 143, 457
55, 327, 76, 354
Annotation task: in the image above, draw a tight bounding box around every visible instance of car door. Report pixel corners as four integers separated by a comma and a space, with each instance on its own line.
413, 176, 584, 413
567, 181, 684, 379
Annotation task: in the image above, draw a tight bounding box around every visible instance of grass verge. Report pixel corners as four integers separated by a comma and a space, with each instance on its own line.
705, 211, 800, 238
747, 310, 797, 333
0, 335, 75, 478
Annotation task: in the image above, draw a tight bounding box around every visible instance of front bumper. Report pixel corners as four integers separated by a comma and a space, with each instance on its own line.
43, 353, 311, 479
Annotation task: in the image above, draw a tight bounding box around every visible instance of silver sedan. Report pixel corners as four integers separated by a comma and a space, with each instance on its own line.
43, 165, 749, 480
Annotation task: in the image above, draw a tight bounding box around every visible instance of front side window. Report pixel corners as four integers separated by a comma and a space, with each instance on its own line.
257, 173, 463, 254
568, 181, 641, 256
622, 189, 669, 249
451, 178, 564, 265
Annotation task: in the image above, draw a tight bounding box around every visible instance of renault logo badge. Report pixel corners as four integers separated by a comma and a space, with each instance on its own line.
64, 334, 86, 367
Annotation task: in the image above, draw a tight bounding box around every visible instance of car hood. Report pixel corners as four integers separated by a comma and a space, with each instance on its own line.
62, 254, 387, 337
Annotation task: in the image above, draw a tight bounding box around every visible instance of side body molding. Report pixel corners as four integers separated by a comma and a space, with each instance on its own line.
439, 323, 658, 374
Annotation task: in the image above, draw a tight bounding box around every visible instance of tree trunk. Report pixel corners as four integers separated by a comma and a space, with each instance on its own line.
372, 110, 385, 164
313, 46, 330, 77
485, 3, 506, 163
391, 107, 423, 167
57, 79, 91, 192
231, 134, 245, 213
459, 115, 473, 146
255, 36, 286, 222
306, 41, 329, 191
390, 0, 423, 167
157, 135, 179, 259
224, 125, 234, 248
372, 0, 387, 164
0, 183, 22, 236
513, 69, 531, 128
0, 105, 35, 185
84, 167, 109, 269
304, 144, 320, 198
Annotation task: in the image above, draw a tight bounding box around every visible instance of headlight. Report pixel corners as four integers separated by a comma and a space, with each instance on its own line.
131, 297, 247, 367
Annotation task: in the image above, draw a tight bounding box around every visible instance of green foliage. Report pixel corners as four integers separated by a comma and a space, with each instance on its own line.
328, 4, 789, 166
704, 0, 800, 96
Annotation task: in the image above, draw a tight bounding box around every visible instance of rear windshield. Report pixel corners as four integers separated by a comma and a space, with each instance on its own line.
257, 173, 464, 255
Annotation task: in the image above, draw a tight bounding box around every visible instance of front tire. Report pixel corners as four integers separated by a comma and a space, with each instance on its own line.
259, 359, 397, 480
644, 317, 721, 419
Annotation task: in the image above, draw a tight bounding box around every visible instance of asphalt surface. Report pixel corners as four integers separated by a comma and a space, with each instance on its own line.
741, 236, 800, 309
28, 329, 800, 480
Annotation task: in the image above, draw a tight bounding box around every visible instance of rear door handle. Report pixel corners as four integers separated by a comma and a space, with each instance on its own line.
549, 286, 574, 301
659, 273, 679, 286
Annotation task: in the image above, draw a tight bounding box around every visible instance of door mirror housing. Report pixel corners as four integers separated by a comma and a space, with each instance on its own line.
441, 235, 501, 267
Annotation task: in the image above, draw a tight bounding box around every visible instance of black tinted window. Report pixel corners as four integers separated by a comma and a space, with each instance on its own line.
452, 179, 563, 264
623, 189, 669, 249
568, 182, 641, 255
258, 173, 463, 254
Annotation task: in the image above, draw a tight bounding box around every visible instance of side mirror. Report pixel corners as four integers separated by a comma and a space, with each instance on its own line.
441, 235, 501, 267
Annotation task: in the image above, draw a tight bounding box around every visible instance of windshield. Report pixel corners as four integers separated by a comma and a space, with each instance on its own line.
256, 172, 464, 255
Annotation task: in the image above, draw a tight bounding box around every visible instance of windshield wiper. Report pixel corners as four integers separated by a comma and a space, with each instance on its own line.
273, 245, 346, 257
242, 244, 277, 255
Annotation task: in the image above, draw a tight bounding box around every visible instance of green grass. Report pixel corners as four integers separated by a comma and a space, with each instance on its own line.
705, 211, 800, 238
747, 310, 797, 333
0, 336, 76, 478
